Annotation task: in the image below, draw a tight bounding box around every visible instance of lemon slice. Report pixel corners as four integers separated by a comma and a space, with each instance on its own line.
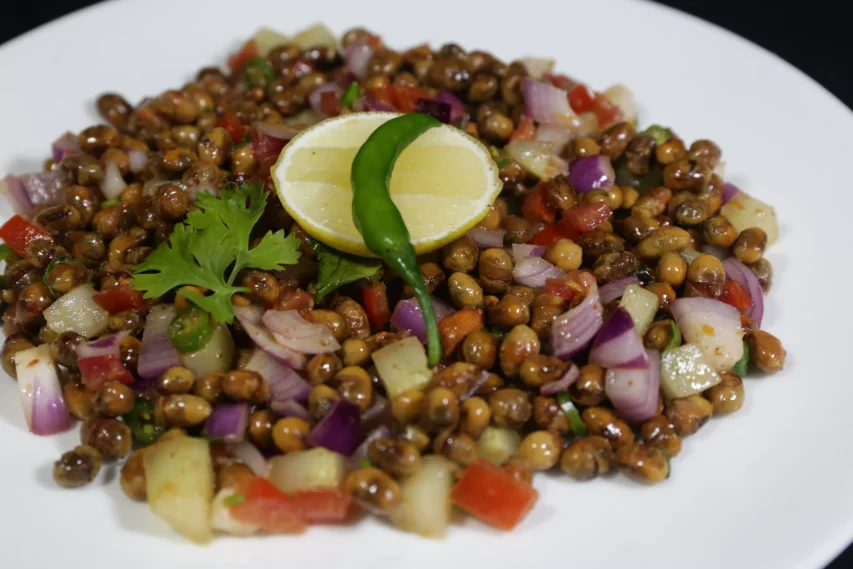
271, 112, 502, 257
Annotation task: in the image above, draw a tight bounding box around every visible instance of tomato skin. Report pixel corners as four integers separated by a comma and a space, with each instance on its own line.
227, 39, 259, 73
363, 282, 390, 331
543, 73, 577, 91
93, 285, 149, 315
544, 278, 578, 301
558, 202, 612, 234
319, 91, 342, 117
231, 477, 306, 534
509, 116, 536, 142
521, 183, 557, 225
529, 224, 576, 247
78, 355, 135, 390
251, 127, 287, 164
217, 112, 248, 144
393, 86, 429, 114
439, 308, 484, 356
568, 84, 596, 114
451, 460, 538, 530
0, 215, 52, 257
721, 279, 753, 312
592, 93, 622, 128
290, 489, 353, 524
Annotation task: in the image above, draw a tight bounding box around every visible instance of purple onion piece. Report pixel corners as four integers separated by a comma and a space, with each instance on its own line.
436, 91, 464, 123
588, 307, 649, 370
598, 276, 641, 304
390, 297, 455, 344
569, 155, 615, 193
541, 363, 580, 395
466, 227, 506, 249
722, 258, 764, 326
305, 399, 362, 456
204, 402, 249, 443
414, 98, 452, 124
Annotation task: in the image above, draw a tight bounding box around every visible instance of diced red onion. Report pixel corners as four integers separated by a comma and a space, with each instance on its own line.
523, 78, 575, 126
461, 370, 492, 401
364, 94, 395, 112
506, 140, 569, 180
128, 150, 149, 173
12, 171, 64, 214
589, 307, 649, 369
262, 309, 340, 354
2, 174, 34, 215
245, 349, 311, 404
513, 257, 564, 289
100, 161, 127, 199
569, 155, 615, 193
76, 330, 130, 360
138, 304, 181, 381
670, 296, 741, 324
234, 305, 306, 369
251, 121, 306, 141
605, 349, 660, 423
228, 441, 268, 476
344, 38, 374, 79
308, 83, 343, 119
350, 424, 391, 468
511, 243, 547, 263
205, 402, 249, 443
598, 276, 641, 304
305, 398, 362, 456
520, 57, 555, 79
722, 258, 764, 326
535, 125, 573, 154
541, 363, 580, 395
16, 345, 72, 436
466, 227, 506, 249
270, 399, 313, 423
551, 274, 604, 360
436, 91, 464, 123
390, 297, 455, 344
414, 98, 452, 124
51, 131, 80, 163
722, 182, 741, 204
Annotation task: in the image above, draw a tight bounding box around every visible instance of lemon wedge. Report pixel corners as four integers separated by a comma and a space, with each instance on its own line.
271, 112, 502, 257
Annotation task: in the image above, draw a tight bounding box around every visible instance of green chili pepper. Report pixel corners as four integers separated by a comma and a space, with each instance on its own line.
243, 58, 275, 88
643, 124, 672, 146
358, 458, 372, 469
124, 397, 165, 445
664, 321, 682, 352
168, 305, 213, 354
0, 243, 14, 262
100, 199, 119, 209
223, 493, 245, 506
556, 392, 587, 437
731, 340, 750, 377
42, 256, 86, 297
340, 82, 360, 108
633, 266, 655, 285
350, 113, 443, 366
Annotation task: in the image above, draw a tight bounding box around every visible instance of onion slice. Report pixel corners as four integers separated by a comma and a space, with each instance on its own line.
234, 305, 306, 369
605, 349, 660, 423
270, 399, 313, 423
589, 307, 649, 369
350, 424, 391, 467
551, 273, 604, 360
229, 441, 268, 476
16, 344, 72, 436
523, 78, 575, 126
722, 182, 740, 204
262, 309, 340, 354
128, 150, 149, 173
138, 305, 181, 381
205, 403, 249, 443
100, 161, 127, 199
390, 297, 455, 344
598, 276, 641, 304
465, 227, 506, 249
252, 121, 306, 141
244, 349, 311, 404
511, 243, 547, 263
722, 258, 764, 326
541, 363, 580, 395
344, 38, 374, 79
513, 257, 564, 289
51, 131, 80, 162
308, 83, 343, 119
435, 91, 464, 123
76, 330, 130, 360
569, 155, 615, 193
305, 399, 362, 456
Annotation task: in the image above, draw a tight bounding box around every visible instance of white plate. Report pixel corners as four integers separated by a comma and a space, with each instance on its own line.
1, 0, 851, 567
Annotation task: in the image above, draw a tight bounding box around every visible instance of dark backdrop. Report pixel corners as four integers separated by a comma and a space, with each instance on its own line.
1, 1, 850, 567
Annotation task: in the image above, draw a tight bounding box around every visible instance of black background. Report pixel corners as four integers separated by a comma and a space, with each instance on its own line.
1, 1, 850, 567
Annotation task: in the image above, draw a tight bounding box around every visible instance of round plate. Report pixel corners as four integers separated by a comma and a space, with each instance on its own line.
1, 1, 851, 568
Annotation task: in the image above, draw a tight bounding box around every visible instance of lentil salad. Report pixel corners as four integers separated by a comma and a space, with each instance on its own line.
0, 23, 786, 541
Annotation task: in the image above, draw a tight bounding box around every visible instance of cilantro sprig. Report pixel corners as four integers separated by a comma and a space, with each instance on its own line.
132, 181, 300, 323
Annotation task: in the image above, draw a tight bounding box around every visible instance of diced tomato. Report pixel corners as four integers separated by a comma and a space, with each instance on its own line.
78, 355, 135, 390
368, 84, 398, 110
451, 460, 539, 530
0, 215, 52, 257
439, 308, 484, 356
720, 279, 752, 313
543, 278, 578, 301
227, 39, 259, 74
363, 282, 391, 331
592, 93, 622, 129
256, 155, 279, 188
567, 84, 596, 114
528, 224, 577, 247
217, 112, 248, 144
93, 285, 149, 315
251, 127, 287, 164
290, 489, 353, 524
558, 202, 612, 235
231, 477, 306, 534
393, 86, 429, 114
509, 116, 536, 142
319, 91, 341, 117
543, 73, 577, 91
521, 183, 557, 225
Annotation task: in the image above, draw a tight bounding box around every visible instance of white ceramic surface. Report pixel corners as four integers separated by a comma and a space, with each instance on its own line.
0, 1, 851, 567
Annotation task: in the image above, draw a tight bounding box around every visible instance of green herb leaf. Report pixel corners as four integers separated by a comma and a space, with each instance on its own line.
643, 124, 672, 146
243, 58, 275, 88
340, 82, 360, 108
555, 392, 587, 437
223, 493, 245, 506
313, 242, 382, 303
359, 458, 372, 469
0, 243, 15, 262
100, 199, 119, 210
664, 321, 682, 353
133, 181, 300, 323
731, 340, 750, 378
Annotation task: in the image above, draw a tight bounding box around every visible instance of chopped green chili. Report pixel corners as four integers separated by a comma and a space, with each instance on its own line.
42, 256, 86, 297
243, 58, 276, 88
223, 493, 245, 506
0, 243, 14, 261
643, 124, 672, 146
664, 321, 682, 352
731, 340, 750, 377
556, 392, 587, 437
123, 398, 165, 445
340, 82, 360, 108
359, 458, 372, 469
168, 305, 214, 354
100, 199, 119, 209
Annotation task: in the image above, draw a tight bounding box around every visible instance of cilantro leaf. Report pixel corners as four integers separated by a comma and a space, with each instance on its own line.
132, 181, 300, 323
313, 242, 382, 303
